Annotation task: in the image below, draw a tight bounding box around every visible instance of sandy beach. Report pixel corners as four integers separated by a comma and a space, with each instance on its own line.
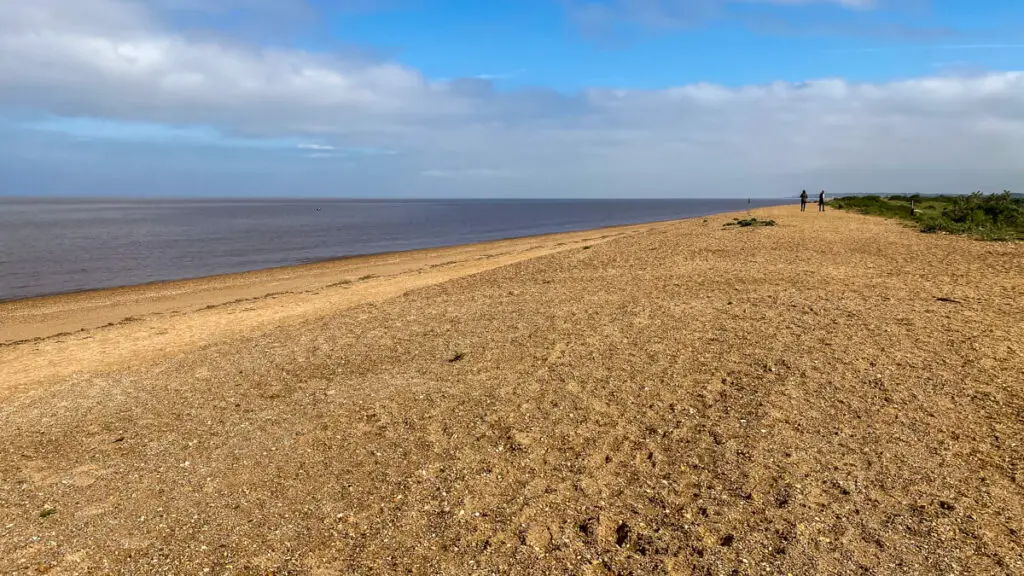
1, 205, 1022, 574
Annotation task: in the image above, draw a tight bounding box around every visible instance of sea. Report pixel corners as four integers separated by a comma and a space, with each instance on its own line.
0, 198, 785, 301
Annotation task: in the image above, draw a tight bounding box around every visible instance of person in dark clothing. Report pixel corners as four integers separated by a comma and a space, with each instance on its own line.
818, 190, 826, 212
800, 190, 808, 212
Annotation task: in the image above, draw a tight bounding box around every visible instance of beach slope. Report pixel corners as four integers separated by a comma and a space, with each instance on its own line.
1, 206, 1022, 574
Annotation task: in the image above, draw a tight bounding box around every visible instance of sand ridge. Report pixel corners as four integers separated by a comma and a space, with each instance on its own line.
1, 206, 1022, 575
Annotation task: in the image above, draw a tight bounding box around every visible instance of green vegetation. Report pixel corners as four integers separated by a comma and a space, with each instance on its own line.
831, 192, 1024, 241
724, 217, 776, 228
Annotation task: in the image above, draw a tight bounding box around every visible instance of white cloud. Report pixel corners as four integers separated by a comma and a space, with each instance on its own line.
0, 0, 462, 133
0, 0, 1022, 197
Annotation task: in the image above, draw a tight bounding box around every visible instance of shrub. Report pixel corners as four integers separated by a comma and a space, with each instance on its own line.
725, 217, 776, 228
833, 191, 1022, 240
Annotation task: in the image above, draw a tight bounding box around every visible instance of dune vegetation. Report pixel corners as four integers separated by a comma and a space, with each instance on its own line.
831, 191, 1024, 240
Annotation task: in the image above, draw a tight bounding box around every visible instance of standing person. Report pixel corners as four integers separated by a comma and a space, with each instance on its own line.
800, 190, 808, 212
818, 190, 826, 212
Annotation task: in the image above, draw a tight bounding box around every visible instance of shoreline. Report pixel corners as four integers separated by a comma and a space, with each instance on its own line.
1, 211, 743, 305
0, 216, 687, 396
2, 198, 790, 303
0, 217, 682, 341
1, 203, 794, 347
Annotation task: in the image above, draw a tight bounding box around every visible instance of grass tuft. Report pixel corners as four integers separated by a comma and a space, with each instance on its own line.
724, 217, 776, 228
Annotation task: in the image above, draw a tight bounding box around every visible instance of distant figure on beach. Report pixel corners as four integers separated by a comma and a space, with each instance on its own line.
818, 190, 826, 212
800, 190, 808, 212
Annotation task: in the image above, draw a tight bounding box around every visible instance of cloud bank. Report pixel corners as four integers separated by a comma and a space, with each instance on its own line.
1, 0, 1022, 197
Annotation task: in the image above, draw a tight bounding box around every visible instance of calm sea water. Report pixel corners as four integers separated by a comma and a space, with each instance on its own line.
0, 198, 784, 301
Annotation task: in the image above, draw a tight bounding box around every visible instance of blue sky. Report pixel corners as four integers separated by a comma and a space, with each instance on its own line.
331, 0, 1023, 88
1, 0, 1022, 197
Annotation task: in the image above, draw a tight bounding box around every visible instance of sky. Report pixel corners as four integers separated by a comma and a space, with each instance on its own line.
1, 0, 1022, 198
